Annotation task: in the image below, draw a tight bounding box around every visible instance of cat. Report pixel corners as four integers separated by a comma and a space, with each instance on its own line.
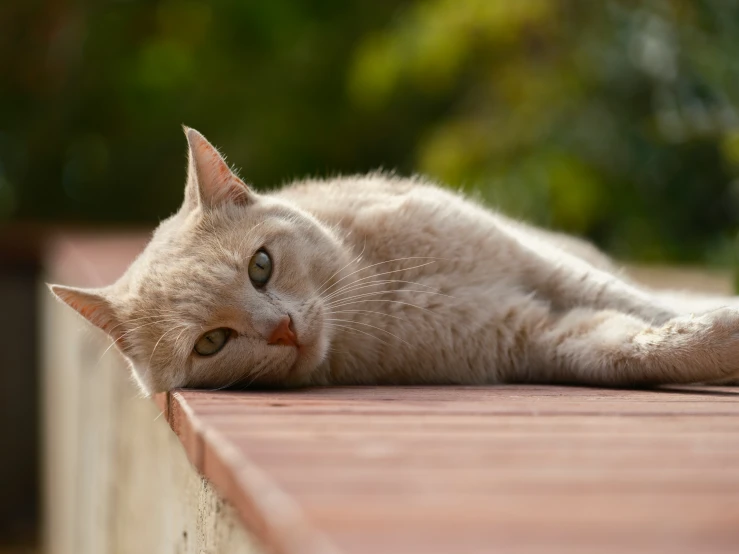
50, 127, 739, 395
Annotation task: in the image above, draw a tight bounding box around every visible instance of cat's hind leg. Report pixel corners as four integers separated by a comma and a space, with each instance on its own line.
498, 224, 677, 324
521, 306, 739, 386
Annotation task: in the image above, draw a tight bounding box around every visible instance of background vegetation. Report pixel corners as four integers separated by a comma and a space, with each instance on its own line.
1, 0, 738, 263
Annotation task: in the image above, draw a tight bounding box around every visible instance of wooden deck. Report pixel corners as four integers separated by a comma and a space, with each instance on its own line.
157, 385, 739, 554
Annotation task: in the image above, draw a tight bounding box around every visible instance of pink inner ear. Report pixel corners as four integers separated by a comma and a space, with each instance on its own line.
82, 304, 122, 340
51, 284, 128, 348
186, 128, 252, 208
221, 176, 250, 205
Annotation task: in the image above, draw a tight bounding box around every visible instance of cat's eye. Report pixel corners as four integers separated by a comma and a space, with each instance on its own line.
194, 328, 230, 356
248, 249, 272, 287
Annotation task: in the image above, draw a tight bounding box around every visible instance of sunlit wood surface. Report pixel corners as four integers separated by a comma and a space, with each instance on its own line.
161, 385, 739, 554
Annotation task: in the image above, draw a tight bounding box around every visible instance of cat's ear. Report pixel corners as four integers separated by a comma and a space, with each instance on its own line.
183, 127, 255, 210
48, 284, 128, 348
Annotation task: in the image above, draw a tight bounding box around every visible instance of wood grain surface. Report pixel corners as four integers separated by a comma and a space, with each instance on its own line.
161, 385, 739, 554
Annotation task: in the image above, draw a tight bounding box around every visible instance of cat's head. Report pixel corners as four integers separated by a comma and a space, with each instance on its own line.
50, 128, 345, 394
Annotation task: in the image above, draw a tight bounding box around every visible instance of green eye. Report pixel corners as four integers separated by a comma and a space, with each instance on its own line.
248, 249, 272, 287
194, 328, 230, 356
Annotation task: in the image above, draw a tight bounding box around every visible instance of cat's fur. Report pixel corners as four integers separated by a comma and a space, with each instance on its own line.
51, 128, 739, 394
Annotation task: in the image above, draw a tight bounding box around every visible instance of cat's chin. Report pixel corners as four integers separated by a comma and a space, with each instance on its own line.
278, 338, 329, 387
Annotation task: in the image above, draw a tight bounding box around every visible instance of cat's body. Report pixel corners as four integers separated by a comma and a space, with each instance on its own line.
51, 129, 739, 394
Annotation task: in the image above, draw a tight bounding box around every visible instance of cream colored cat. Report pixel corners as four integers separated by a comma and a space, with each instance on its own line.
50, 128, 739, 394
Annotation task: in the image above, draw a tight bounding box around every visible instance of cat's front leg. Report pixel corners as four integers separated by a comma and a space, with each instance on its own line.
499, 224, 676, 323
525, 306, 739, 386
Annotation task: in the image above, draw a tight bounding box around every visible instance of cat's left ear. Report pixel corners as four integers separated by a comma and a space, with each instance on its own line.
183, 127, 256, 210
48, 284, 129, 349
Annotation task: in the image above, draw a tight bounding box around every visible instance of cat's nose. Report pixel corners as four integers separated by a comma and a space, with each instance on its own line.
267, 316, 299, 347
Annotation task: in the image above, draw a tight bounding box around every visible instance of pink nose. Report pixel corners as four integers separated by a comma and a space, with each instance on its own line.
267, 316, 298, 347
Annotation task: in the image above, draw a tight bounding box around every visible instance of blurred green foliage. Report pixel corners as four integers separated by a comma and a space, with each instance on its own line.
1, 0, 738, 264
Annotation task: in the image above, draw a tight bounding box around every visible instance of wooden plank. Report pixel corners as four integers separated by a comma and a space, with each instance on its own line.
173, 388, 739, 416
170, 393, 340, 554
167, 386, 739, 554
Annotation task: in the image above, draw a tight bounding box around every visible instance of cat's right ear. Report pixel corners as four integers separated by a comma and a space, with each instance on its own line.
48, 284, 129, 349
182, 126, 257, 211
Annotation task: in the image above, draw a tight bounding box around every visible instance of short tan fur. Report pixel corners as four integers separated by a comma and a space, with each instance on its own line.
50, 128, 739, 394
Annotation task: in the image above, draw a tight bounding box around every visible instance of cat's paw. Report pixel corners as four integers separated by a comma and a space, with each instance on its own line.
674, 306, 739, 334
658, 307, 739, 378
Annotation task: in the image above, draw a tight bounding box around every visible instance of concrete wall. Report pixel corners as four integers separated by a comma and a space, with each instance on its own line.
41, 286, 264, 554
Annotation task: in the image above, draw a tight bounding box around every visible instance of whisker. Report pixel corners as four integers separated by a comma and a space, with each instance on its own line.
117, 318, 185, 340
324, 322, 390, 346
314, 237, 367, 297
326, 309, 406, 321
325, 324, 384, 355
148, 325, 189, 367
242, 359, 273, 389
325, 318, 410, 345
237, 220, 268, 255
326, 288, 451, 309
97, 340, 122, 365
323, 277, 440, 302
321, 261, 438, 300
326, 298, 437, 314
320, 256, 442, 297
171, 325, 195, 359
97, 317, 185, 363
327, 346, 351, 356
210, 374, 245, 392
106, 311, 183, 336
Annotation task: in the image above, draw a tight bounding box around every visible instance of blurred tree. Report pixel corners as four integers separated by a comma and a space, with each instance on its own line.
0, 0, 412, 222
348, 0, 739, 263
0, 0, 737, 264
